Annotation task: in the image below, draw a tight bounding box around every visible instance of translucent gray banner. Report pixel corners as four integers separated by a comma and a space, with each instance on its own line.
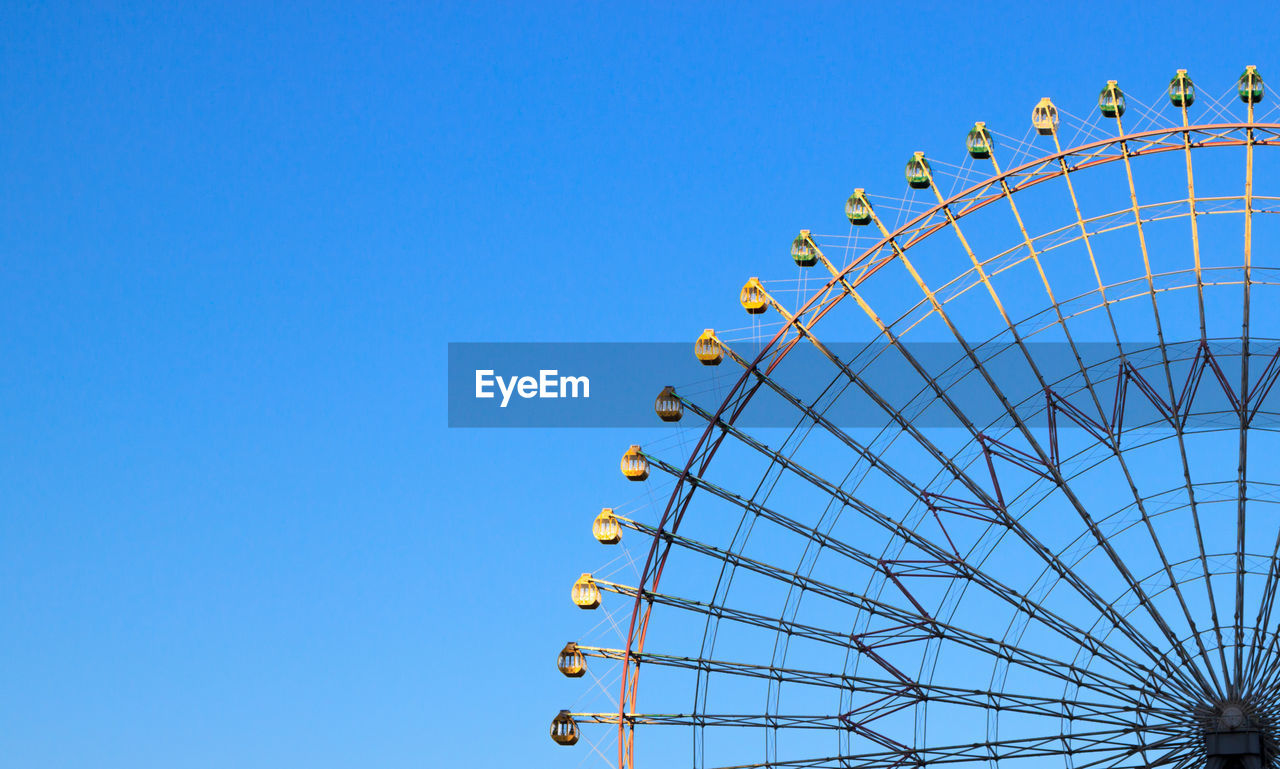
448, 340, 1277, 429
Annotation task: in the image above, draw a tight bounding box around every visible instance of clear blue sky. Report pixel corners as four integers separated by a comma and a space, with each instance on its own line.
0, 2, 1277, 767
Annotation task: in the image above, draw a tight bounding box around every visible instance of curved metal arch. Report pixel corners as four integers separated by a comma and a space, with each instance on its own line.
892, 196, 1279, 339
779, 123, 1280, 373
616, 122, 1280, 769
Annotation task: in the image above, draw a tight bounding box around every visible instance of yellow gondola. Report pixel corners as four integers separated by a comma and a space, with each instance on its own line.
740, 277, 768, 314
694, 329, 723, 365
593, 508, 621, 544
621, 445, 649, 480
557, 642, 586, 677
571, 573, 600, 609
550, 710, 579, 745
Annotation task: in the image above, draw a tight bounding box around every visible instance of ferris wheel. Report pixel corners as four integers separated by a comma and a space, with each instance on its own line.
552, 67, 1280, 769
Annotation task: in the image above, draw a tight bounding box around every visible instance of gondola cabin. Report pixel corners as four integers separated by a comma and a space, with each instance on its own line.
966, 122, 993, 160
845, 189, 873, 226
593, 508, 621, 544
791, 230, 817, 267
1098, 80, 1125, 119
654, 386, 683, 422
741, 277, 768, 314
550, 710, 579, 745
905, 152, 932, 189
1169, 69, 1195, 108
1032, 97, 1059, 135
621, 445, 649, 480
1239, 65, 1264, 104
571, 573, 601, 609
695, 329, 723, 365
557, 642, 586, 677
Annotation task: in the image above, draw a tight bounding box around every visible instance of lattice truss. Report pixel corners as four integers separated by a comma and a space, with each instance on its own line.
554, 70, 1280, 769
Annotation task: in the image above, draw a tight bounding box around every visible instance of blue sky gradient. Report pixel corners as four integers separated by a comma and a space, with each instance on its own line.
3, 2, 1280, 767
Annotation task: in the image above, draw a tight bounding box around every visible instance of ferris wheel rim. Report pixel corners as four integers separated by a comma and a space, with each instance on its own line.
615, 120, 1280, 768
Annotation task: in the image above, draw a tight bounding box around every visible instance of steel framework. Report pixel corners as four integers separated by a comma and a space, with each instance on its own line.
556, 72, 1280, 769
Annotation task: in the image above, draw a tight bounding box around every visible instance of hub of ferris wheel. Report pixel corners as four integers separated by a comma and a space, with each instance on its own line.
1201, 701, 1269, 769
